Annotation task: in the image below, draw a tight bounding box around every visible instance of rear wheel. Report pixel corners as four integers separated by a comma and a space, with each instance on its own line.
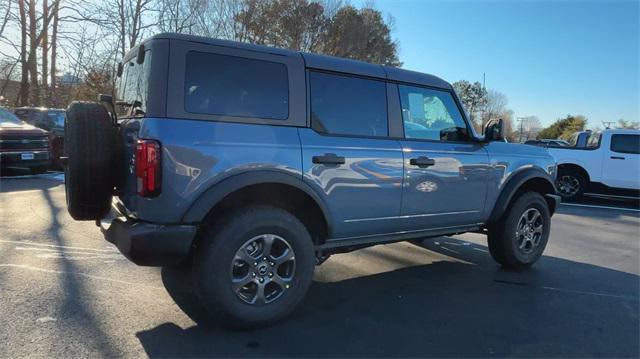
488, 191, 551, 269
192, 205, 315, 328
556, 168, 586, 201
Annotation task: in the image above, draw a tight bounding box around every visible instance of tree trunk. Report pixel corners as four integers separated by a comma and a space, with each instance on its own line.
50, 0, 58, 106
28, 0, 38, 106
118, 0, 126, 58
42, 0, 49, 106
18, 0, 29, 106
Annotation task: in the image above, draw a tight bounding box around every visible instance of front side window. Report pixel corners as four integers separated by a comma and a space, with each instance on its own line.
611, 134, 640, 154
399, 85, 469, 142
184, 51, 289, 120
310, 71, 387, 137
115, 49, 153, 118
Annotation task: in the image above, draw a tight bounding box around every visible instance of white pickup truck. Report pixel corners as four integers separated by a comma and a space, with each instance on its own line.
548, 129, 639, 200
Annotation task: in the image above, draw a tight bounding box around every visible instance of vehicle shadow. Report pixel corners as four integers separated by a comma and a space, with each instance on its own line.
0, 173, 64, 192
137, 238, 639, 358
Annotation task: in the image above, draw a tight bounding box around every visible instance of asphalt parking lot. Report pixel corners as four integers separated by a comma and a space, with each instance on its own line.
0, 173, 638, 357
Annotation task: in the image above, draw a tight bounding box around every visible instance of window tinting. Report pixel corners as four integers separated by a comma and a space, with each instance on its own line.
310, 71, 387, 137
185, 51, 288, 120
399, 85, 469, 142
611, 134, 640, 154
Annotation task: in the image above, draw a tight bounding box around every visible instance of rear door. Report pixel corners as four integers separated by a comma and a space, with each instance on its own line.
393, 83, 490, 230
299, 71, 404, 239
602, 133, 640, 189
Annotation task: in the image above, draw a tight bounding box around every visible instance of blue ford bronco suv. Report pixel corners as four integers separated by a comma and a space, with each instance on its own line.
64, 33, 560, 328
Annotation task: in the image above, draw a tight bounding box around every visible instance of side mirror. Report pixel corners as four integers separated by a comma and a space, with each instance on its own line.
484, 118, 505, 142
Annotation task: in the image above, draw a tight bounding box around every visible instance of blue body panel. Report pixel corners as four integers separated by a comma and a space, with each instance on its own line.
399, 140, 490, 230
123, 118, 303, 224
118, 118, 556, 239
298, 128, 404, 238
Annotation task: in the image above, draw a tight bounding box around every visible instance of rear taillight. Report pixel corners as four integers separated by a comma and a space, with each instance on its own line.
135, 139, 161, 197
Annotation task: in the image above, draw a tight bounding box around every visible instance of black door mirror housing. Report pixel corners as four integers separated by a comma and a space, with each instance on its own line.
484, 118, 505, 142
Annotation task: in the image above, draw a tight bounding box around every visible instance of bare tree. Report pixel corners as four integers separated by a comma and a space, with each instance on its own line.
521, 116, 542, 141
156, 0, 209, 34
480, 89, 510, 130
18, 0, 28, 105
41, 0, 48, 105
0, 0, 13, 38
49, 0, 58, 105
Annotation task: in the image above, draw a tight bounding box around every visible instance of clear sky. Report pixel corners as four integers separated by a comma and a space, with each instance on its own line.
371, 0, 639, 127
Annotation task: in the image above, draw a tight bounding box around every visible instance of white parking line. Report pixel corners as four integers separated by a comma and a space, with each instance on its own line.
561, 202, 640, 212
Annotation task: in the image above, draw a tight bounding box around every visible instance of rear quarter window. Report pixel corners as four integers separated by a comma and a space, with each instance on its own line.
184, 51, 289, 120
115, 50, 153, 118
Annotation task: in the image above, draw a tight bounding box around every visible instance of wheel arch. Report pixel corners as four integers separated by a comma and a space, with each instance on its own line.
556, 162, 590, 182
183, 171, 332, 245
489, 168, 558, 222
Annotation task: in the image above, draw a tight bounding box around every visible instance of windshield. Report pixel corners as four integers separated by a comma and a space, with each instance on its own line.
0, 108, 24, 125
115, 49, 152, 118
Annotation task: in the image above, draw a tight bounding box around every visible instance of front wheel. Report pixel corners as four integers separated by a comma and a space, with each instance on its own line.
488, 191, 551, 269
192, 205, 315, 328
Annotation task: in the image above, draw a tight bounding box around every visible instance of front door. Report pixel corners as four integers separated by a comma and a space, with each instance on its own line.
300, 71, 404, 239
395, 84, 490, 230
602, 133, 640, 190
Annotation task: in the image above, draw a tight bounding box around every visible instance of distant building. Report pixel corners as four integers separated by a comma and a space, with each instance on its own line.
56, 73, 82, 86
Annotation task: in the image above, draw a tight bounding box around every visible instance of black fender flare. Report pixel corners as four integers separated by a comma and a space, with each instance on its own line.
488, 168, 558, 222
181, 170, 332, 231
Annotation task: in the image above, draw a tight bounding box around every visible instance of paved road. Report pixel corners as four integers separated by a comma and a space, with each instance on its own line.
0, 175, 638, 357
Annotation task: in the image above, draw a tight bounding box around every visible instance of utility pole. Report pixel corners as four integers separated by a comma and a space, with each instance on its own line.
517, 116, 530, 143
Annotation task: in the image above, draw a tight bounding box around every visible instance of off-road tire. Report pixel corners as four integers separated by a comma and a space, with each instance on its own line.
488, 191, 551, 269
192, 205, 315, 329
64, 101, 116, 220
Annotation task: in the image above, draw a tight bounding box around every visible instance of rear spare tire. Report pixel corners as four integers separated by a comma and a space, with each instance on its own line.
64, 101, 116, 220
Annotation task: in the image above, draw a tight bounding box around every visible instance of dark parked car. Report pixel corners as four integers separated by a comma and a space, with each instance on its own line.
525, 139, 570, 147
13, 107, 65, 168
63, 33, 560, 328
0, 108, 51, 174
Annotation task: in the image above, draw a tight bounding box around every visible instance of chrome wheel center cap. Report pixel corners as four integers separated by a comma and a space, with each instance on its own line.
257, 264, 268, 276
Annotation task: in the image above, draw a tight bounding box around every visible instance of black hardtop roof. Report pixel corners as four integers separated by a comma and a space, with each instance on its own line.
142, 33, 452, 90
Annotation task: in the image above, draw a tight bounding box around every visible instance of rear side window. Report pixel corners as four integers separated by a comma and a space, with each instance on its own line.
310, 71, 387, 137
184, 51, 289, 120
587, 133, 601, 148
610, 134, 640, 154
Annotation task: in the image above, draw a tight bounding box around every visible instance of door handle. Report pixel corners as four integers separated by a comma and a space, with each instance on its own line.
409, 156, 436, 168
312, 153, 345, 165
610, 156, 625, 160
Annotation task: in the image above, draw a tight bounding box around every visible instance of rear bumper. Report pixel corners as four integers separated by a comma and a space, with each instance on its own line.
102, 216, 197, 266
